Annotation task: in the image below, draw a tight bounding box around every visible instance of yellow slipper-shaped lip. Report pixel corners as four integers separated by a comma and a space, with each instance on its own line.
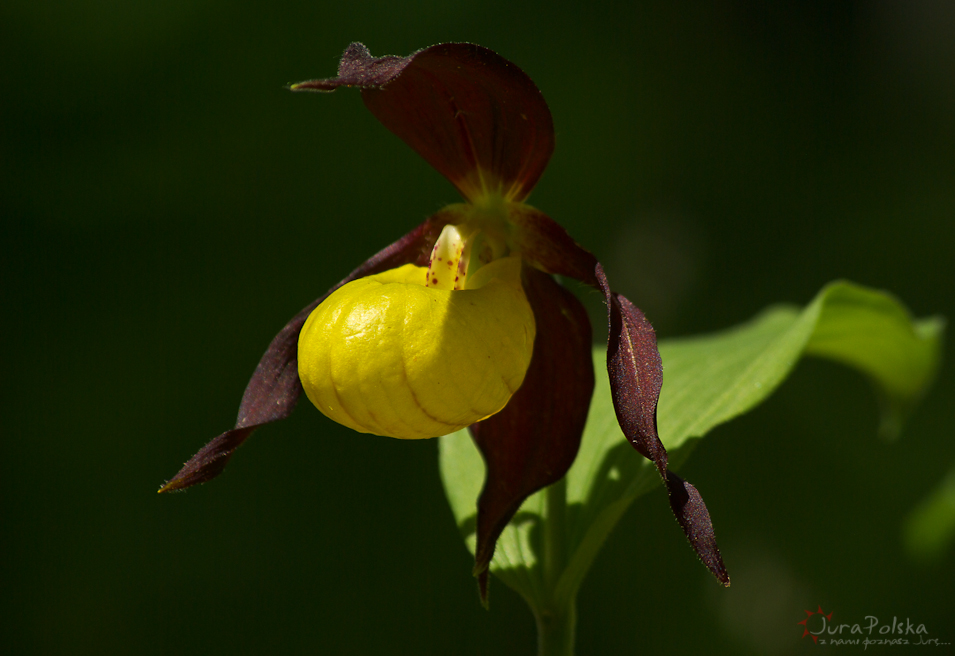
298, 256, 535, 439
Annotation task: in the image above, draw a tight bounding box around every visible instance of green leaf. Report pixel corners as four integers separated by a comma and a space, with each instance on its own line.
904, 465, 955, 564
439, 280, 944, 609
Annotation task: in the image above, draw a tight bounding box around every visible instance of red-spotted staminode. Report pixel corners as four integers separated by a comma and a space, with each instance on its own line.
160, 42, 729, 600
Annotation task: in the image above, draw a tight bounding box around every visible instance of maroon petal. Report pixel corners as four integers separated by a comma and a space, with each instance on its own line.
468, 265, 594, 604
507, 205, 599, 284
597, 265, 730, 586
665, 471, 729, 585
290, 43, 554, 204
508, 205, 728, 584
601, 276, 667, 476
159, 212, 455, 492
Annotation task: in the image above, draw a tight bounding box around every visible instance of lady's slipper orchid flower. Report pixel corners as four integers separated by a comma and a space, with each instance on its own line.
161, 42, 729, 597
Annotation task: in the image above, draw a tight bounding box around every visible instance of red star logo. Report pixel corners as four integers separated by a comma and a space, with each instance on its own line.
798, 605, 832, 643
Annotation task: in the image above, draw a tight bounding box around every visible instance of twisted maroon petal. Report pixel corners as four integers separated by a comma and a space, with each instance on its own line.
601, 277, 667, 475
159, 212, 455, 492
665, 471, 729, 585
468, 265, 594, 605
510, 205, 729, 585
598, 266, 729, 586
290, 43, 554, 203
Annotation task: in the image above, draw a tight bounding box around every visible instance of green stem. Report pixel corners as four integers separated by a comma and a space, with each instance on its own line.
535, 478, 576, 656
543, 478, 567, 588
535, 600, 577, 656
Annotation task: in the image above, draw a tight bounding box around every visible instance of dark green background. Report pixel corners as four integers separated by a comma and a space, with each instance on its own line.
3, 1, 953, 654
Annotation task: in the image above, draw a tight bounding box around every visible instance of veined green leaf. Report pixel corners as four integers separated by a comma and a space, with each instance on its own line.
439, 280, 943, 608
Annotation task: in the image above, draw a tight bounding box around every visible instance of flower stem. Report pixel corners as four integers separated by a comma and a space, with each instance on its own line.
543, 478, 567, 588
535, 478, 576, 656
535, 600, 577, 656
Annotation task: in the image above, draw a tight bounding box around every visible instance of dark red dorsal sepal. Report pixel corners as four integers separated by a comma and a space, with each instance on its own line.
290, 43, 554, 204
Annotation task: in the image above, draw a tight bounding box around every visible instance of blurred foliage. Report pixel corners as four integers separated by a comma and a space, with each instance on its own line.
905, 466, 955, 564
3, 1, 953, 654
